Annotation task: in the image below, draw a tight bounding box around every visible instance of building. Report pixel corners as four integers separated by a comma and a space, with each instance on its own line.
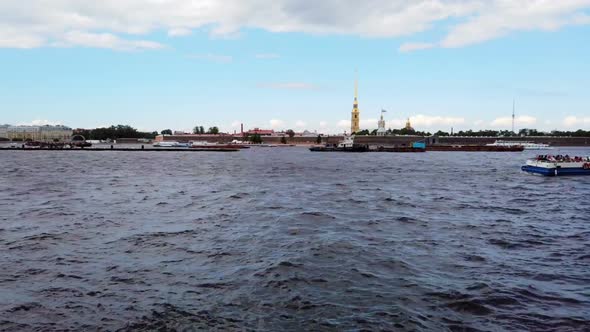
405, 118, 414, 132
351, 75, 360, 134
244, 128, 275, 136
0, 125, 73, 141
0, 125, 8, 139
377, 110, 387, 136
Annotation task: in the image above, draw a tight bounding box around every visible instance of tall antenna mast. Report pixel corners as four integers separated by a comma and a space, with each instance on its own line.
512, 99, 515, 134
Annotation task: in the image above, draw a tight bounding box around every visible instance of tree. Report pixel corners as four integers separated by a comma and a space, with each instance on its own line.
286, 129, 295, 138
280, 136, 287, 144
249, 134, 263, 144
207, 126, 220, 135
316, 135, 322, 144
161, 129, 173, 135
355, 129, 370, 135
370, 129, 378, 136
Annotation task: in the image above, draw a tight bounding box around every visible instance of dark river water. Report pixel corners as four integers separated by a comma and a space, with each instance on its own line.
1, 147, 589, 331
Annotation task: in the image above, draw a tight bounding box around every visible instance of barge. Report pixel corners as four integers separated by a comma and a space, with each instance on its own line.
427, 145, 524, 152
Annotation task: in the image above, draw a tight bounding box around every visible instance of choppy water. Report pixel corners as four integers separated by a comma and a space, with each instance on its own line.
1, 147, 589, 331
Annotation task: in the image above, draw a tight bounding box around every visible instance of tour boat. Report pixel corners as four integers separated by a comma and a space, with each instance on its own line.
153, 141, 189, 147
521, 156, 590, 176
487, 140, 552, 150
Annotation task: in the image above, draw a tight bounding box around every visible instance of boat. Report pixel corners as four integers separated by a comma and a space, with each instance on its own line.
427, 145, 524, 152
521, 155, 590, 176
153, 141, 189, 148
487, 140, 552, 150
189, 141, 242, 150
309, 135, 369, 152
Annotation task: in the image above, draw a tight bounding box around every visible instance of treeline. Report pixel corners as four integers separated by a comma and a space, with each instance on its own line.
434, 129, 590, 137
355, 128, 432, 136
75, 125, 158, 140
356, 128, 590, 137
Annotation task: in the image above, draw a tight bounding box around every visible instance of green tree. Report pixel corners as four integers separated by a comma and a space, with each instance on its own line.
207, 126, 220, 134
280, 136, 287, 144
316, 135, 322, 144
286, 129, 295, 138
161, 129, 173, 135
249, 134, 263, 144
355, 129, 370, 135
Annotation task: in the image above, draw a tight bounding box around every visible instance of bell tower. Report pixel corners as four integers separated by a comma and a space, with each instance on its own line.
351, 73, 360, 134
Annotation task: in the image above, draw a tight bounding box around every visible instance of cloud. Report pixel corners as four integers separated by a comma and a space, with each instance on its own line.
563, 116, 590, 127
269, 119, 285, 129
257, 82, 315, 90
255, 53, 280, 59
61, 31, 164, 51
491, 115, 537, 127
337, 120, 350, 128
411, 115, 465, 127
398, 42, 435, 52
295, 120, 307, 128
168, 28, 192, 37
1, 1, 588, 50
17, 119, 63, 126
189, 54, 233, 63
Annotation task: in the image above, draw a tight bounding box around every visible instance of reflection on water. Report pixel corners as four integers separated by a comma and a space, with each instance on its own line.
0, 148, 589, 331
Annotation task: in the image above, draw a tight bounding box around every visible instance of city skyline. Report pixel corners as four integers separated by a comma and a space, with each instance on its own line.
1, 1, 589, 134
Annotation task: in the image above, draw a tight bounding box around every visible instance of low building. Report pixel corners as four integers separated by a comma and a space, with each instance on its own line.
244, 128, 275, 136
154, 134, 233, 143
2, 125, 73, 141
0, 125, 8, 139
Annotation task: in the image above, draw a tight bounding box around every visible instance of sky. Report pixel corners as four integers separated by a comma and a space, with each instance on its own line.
0, 0, 589, 134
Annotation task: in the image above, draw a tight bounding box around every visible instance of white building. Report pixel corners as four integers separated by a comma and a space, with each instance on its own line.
377, 110, 387, 136
1, 125, 73, 141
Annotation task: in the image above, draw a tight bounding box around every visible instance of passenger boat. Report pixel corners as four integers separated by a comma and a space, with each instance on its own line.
521, 155, 590, 176
487, 140, 552, 150
153, 141, 190, 148
190, 141, 238, 149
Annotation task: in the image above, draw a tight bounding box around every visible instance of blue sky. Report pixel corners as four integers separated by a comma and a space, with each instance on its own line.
0, 0, 589, 134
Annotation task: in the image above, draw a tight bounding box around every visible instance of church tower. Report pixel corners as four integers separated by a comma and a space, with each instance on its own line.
351, 74, 360, 134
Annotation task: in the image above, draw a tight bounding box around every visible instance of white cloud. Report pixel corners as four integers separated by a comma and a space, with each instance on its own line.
257, 82, 315, 90
491, 115, 537, 127
269, 119, 285, 129
319, 121, 328, 128
337, 120, 350, 128
189, 53, 233, 63
408, 114, 465, 127
61, 31, 164, 51
360, 118, 378, 129
168, 28, 192, 37
563, 116, 590, 127
18, 119, 63, 126
1, 1, 588, 50
386, 119, 406, 128
295, 120, 307, 128
398, 42, 435, 52
255, 53, 280, 59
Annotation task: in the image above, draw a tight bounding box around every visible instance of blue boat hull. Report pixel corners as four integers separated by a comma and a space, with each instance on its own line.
521, 165, 590, 176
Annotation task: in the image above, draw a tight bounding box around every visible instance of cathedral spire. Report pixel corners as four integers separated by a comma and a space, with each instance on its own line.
351, 70, 360, 134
